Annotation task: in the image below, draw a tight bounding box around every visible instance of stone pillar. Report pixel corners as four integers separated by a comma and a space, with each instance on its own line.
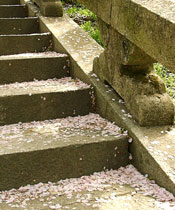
32, 0, 63, 17
94, 18, 174, 126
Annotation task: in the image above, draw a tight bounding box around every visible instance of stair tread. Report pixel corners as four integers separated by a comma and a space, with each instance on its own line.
0, 17, 40, 35
0, 113, 125, 155
0, 32, 53, 55
0, 51, 68, 60
0, 165, 174, 209
0, 77, 90, 97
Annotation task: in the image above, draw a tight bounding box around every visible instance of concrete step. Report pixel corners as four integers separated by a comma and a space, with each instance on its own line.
0, 5, 27, 18
0, 165, 175, 209
0, 32, 53, 55
0, 77, 92, 125
0, 113, 129, 190
0, 17, 40, 35
0, 52, 70, 84
0, 0, 20, 5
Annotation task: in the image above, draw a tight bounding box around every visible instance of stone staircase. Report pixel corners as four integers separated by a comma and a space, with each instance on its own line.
0, 0, 175, 209
0, 0, 129, 193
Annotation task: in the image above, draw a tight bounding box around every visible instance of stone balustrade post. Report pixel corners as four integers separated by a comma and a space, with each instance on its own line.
94, 18, 174, 126
32, 0, 63, 17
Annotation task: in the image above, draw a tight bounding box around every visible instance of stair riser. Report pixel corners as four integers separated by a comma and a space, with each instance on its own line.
0, 0, 20, 5
0, 34, 53, 55
0, 57, 70, 84
0, 138, 129, 190
0, 18, 39, 35
0, 89, 92, 125
0, 6, 27, 18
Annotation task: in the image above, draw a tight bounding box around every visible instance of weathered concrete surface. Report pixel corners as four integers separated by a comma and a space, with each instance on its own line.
77, 0, 175, 74
93, 19, 174, 126
0, 5, 27, 18
0, 78, 92, 125
0, 33, 53, 55
0, 115, 128, 190
32, 0, 63, 17
29, 10, 175, 194
0, 52, 69, 84
0, 17, 39, 35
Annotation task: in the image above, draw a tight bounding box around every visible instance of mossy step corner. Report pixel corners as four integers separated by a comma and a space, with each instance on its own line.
0, 5, 27, 18
0, 17, 40, 35
0, 52, 70, 84
0, 78, 92, 125
0, 113, 129, 191
0, 33, 53, 55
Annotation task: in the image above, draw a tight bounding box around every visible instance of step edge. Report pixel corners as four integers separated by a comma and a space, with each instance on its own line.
0, 135, 128, 156
0, 17, 38, 20
0, 52, 68, 60
0, 78, 91, 97
0, 32, 51, 37
0, 4, 26, 7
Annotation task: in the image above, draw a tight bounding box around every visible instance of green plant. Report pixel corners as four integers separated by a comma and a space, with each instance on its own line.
61, 0, 103, 46
67, 7, 96, 21
154, 63, 175, 99
81, 21, 103, 46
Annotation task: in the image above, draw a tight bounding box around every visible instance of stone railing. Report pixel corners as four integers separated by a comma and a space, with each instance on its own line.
33, 0, 175, 126
76, 0, 175, 126
31, 0, 63, 16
